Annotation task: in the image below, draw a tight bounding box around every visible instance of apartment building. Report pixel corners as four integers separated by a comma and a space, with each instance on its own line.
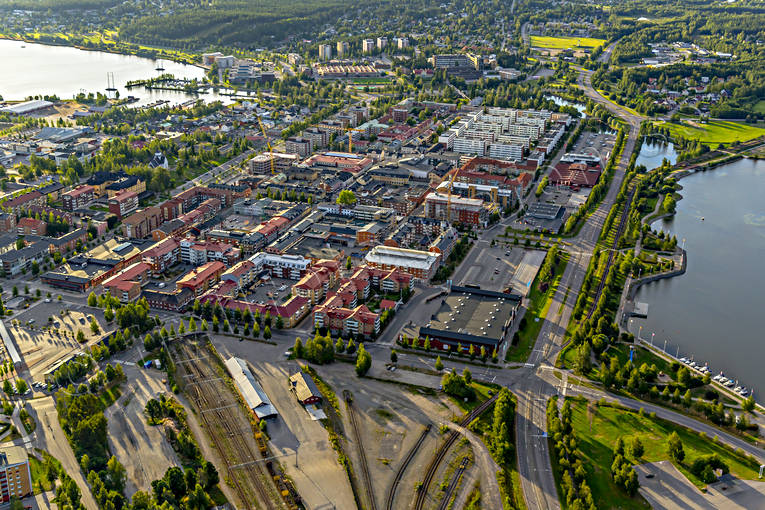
62, 185, 96, 211
285, 136, 313, 157
0, 446, 32, 503
318, 44, 332, 60
108, 190, 139, 219
336, 41, 349, 56
362, 39, 375, 53
364, 245, 440, 280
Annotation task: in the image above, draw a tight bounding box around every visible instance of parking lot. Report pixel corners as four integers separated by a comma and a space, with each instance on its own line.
245, 276, 294, 305
10, 301, 109, 383
105, 363, 180, 497
452, 240, 532, 293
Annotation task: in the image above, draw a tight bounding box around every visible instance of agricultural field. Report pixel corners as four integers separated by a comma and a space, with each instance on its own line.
530, 35, 606, 49
567, 399, 761, 510
655, 120, 765, 144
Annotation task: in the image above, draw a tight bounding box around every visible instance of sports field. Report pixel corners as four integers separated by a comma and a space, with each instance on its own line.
530, 35, 606, 49
655, 120, 765, 144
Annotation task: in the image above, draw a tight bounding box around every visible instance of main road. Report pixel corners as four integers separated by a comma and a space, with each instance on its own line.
513, 66, 643, 510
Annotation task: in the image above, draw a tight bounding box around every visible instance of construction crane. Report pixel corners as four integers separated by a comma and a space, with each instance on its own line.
256, 115, 275, 175
346, 127, 365, 153
435, 166, 460, 222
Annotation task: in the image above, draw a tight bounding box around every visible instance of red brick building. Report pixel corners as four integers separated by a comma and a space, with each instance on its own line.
177, 261, 226, 296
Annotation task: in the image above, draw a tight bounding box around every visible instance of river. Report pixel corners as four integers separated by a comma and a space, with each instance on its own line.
0, 38, 227, 106
630, 157, 765, 400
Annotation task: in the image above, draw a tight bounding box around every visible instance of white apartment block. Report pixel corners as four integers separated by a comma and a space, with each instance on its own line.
377, 37, 388, 49
438, 107, 552, 160
318, 44, 332, 60
363, 39, 375, 53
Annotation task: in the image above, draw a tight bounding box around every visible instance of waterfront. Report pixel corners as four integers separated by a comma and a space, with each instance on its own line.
635, 138, 678, 171
631, 157, 765, 400
0, 38, 226, 106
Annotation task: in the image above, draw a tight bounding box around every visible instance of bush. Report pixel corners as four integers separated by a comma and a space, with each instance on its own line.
441, 371, 475, 401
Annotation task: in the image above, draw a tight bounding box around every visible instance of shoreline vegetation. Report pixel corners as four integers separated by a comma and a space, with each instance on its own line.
0, 31, 204, 69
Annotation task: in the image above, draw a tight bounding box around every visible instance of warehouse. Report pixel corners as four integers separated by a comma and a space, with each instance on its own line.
225, 357, 278, 419
416, 285, 522, 353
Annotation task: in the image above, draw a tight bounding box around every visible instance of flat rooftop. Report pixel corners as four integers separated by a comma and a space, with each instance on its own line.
427, 286, 520, 341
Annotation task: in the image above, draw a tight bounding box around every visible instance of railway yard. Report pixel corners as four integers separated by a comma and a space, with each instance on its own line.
170, 339, 296, 510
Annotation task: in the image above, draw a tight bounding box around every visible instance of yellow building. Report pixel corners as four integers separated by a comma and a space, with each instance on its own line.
0, 446, 32, 503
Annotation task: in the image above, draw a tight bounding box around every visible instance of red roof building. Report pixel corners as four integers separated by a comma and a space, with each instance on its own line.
549, 162, 602, 189
17, 217, 46, 236
313, 303, 380, 339
177, 261, 225, 296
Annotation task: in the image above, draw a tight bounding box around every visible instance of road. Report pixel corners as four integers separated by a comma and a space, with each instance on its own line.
169, 148, 255, 195
514, 64, 644, 510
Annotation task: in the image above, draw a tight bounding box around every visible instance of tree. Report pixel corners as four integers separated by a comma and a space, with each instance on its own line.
76, 329, 86, 342
631, 437, 644, 459
145, 398, 162, 423
336, 189, 357, 206
462, 368, 472, 385
90, 319, 99, 335
252, 322, 260, 337
355, 344, 372, 376
390, 350, 398, 364
201, 319, 208, 331
423, 336, 431, 351
346, 256, 352, 270
87, 292, 97, 307
106, 455, 126, 493
263, 325, 271, 340
2, 380, 11, 395
12, 286, 17, 297
667, 432, 685, 463
104, 307, 114, 322
15, 379, 27, 394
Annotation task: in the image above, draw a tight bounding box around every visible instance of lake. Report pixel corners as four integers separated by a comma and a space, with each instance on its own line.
631, 157, 765, 400
0, 38, 227, 106
544, 95, 587, 116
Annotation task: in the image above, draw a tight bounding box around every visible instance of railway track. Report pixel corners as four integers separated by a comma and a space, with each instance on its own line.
172, 342, 283, 510
384, 424, 432, 510
436, 456, 469, 510
344, 390, 377, 510
414, 393, 498, 510
586, 183, 637, 321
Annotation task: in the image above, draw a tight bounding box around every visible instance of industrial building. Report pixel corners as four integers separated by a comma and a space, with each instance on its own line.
225, 357, 278, 419
415, 285, 522, 353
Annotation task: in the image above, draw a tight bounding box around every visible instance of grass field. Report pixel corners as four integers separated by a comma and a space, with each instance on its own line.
568, 399, 761, 509
656, 120, 765, 144
753, 100, 765, 115
530, 35, 606, 50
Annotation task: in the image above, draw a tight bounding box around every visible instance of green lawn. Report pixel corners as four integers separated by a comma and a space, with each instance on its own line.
568, 399, 761, 509
655, 120, 765, 144
752, 100, 765, 115
29, 456, 53, 494
507, 253, 569, 362
530, 35, 606, 49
